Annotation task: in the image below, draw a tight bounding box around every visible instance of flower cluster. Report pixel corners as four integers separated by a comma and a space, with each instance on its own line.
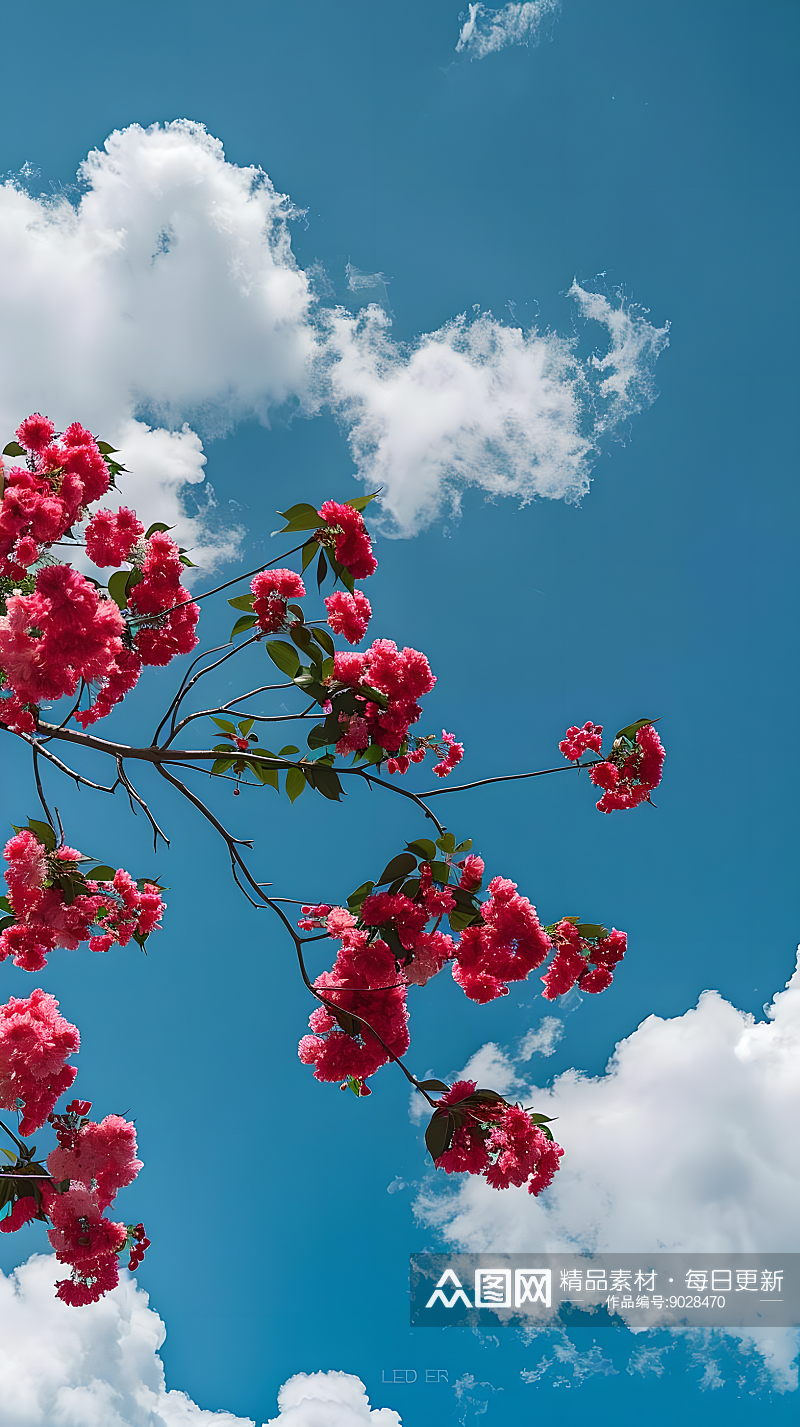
559, 721, 604, 761
84, 507, 144, 568
0, 828, 165, 972
0, 418, 110, 580
451, 877, 553, 1004
541, 921, 627, 999
431, 1082, 563, 1197
127, 530, 200, 669
316, 500, 377, 580
298, 910, 410, 1084
324, 589, 372, 645
0, 990, 80, 1136
251, 568, 306, 635
332, 640, 437, 755
43, 1102, 143, 1305
296, 835, 627, 1120
590, 723, 665, 812
0, 564, 126, 734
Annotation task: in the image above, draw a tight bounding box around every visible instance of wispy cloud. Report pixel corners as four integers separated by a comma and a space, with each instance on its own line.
456, 1, 561, 60
1, 122, 667, 559
323, 288, 668, 535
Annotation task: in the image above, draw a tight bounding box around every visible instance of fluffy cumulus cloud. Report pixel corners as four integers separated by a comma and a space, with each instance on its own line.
0, 1256, 401, 1426
0, 121, 316, 566
456, 1, 561, 60
415, 953, 800, 1390
323, 288, 668, 535
265, 1373, 400, 1427
1, 121, 668, 558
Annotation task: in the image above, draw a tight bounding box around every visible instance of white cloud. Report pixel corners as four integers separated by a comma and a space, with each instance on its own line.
322, 289, 668, 535
0, 1253, 254, 1425
0, 121, 316, 566
0, 1257, 403, 1426
417, 952, 800, 1251
1, 121, 667, 557
517, 1016, 563, 1059
415, 952, 800, 1391
265, 1373, 400, 1426
456, 1, 561, 60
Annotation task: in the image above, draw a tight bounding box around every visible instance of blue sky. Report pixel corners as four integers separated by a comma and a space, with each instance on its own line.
0, 2, 798, 1424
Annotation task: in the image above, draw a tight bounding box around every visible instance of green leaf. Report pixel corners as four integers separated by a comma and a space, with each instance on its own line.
211, 717, 237, 734
328, 554, 355, 595
0, 896, 11, 914
347, 881, 374, 911
358, 684, 389, 708
358, 743, 384, 765
0, 915, 15, 932
279, 745, 300, 756
26, 818, 57, 851
228, 593, 255, 612
107, 570, 131, 610
448, 908, 479, 932
286, 603, 305, 625
331, 1008, 359, 1037
179, 554, 196, 568
454, 839, 473, 854
311, 625, 335, 657
86, 865, 116, 882
429, 860, 450, 885
305, 763, 343, 801
307, 723, 334, 750
381, 924, 405, 961
290, 625, 313, 654
575, 924, 609, 940
418, 1079, 450, 1093
425, 1111, 453, 1163
292, 672, 329, 703
266, 641, 301, 677
3, 441, 26, 457
344, 491, 380, 512
230, 614, 258, 639
238, 718, 255, 736
614, 718, 656, 743
376, 852, 417, 885
436, 832, 456, 855
252, 760, 280, 789
316, 547, 328, 590
527, 1112, 557, 1124
276, 503, 322, 533
406, 838, 437, 861
285, 766, 306, 803
301, 539, 319, 572
400, 878, 420, 898
95, 441, 118, 455
211, 757, 235, 775
144, 521, 173, 538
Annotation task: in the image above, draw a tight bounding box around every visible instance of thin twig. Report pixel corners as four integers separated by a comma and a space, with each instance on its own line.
413, 761, 602, 797
115, 758, 170, 852
31, 745, 55, 832
129, 541, 310, 628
